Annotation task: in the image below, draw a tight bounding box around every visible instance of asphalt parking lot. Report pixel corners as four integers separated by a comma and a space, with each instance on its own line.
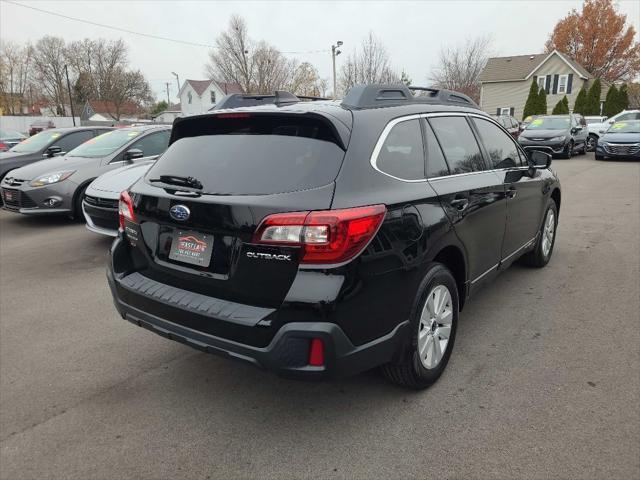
0, 153, 638, 480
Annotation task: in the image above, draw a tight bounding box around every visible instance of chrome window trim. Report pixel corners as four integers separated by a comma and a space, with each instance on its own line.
369, 114, 427, 183
370, 111, 527, 183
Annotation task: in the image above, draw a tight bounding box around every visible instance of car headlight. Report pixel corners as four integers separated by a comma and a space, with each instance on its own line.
29, 170, 76, 187
549, 136, 566, 142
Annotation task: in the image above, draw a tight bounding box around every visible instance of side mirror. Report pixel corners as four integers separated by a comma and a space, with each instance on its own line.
123, 148, 144, 162
528, 150, 552, 170
608, 119, 615, 124
45, 145, 62, 157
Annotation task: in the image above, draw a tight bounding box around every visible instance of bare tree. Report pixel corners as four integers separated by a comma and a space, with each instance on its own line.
205, 15, 300, 93
429, 36, 492, 103
108, 68, 153, 120
288, 62, 323, 96
65, 38, 152, 119
31, 36, 68, 114
0, 40, 33, 114
338, 32, 401, 95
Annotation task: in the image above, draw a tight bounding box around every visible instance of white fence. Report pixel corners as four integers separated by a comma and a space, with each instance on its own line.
0, 116, 81, 135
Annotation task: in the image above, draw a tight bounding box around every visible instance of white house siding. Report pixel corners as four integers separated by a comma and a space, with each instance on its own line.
481, 52, 590, 120
154, 111, 180, 123
179, 82, 226, 116
0, 116, 80, 135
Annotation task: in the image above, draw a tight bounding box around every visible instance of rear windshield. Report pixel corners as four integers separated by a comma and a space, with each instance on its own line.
147, 115, 345, 195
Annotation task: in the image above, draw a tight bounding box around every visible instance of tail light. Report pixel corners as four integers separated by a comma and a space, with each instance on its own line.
118, 190, 136, 231
0, 142, 6, 151
253, 205, 386, 265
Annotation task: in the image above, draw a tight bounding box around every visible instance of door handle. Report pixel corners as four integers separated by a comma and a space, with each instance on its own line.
506, 187, 517, 199
450, 197, 469, 211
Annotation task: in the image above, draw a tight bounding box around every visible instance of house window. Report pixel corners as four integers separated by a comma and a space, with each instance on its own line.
187, 92, 192, 104
537, 76, 546, 90
558, 75, 568, 94
499, 107, 511, 116
210, 91, 216, 104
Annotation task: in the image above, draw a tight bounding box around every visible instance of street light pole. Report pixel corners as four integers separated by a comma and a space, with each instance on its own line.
171, 72, 180, 100
331, 41, 343, 99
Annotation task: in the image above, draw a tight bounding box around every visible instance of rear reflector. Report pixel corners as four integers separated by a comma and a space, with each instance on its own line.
253, 205, 386, 265
308, 338, 324, 366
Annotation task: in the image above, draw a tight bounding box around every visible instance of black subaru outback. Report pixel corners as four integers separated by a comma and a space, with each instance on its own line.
107, 85, 560, 389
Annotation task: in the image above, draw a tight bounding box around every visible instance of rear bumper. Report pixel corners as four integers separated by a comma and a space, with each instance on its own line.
107, 254, 409, 380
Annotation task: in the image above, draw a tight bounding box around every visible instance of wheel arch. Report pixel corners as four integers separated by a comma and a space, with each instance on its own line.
432, 245, 467, 311
71, 177, 97, 218
551, 188, 561, 214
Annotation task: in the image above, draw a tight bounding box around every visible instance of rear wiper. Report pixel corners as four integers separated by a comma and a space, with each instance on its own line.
149, 175, 203, 190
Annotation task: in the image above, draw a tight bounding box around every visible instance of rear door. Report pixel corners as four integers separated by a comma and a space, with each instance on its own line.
126, 113, 347, 308
426, 115, 506, 289
471, 116, 545, 263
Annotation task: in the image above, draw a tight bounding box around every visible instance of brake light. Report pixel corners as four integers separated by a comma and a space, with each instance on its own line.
216, 113, 251, 119
118, 190, 136, 231
0, 143, 6, 150
253, 205, 386, 265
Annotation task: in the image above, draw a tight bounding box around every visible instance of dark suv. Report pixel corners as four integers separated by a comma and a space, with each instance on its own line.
107, 85, 560, 389
518, 113, 588, 158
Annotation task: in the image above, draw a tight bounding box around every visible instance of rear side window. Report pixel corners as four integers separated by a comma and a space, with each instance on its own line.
376, 119, 425, 180
472, 118, 522, 168
424, 121, 449, 178
429, 117, 485, 174
130, 130, 170, 157
149, 115, 345, 195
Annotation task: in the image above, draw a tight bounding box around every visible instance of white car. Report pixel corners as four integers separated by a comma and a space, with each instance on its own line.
586, 110, 640, 151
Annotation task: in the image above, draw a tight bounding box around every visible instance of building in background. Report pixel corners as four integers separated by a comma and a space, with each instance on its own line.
153, 103, 181, 124
479, 50, 607, 119
178, 79, 243, 116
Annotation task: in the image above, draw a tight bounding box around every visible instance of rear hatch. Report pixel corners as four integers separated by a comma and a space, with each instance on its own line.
124, 112, 349, 308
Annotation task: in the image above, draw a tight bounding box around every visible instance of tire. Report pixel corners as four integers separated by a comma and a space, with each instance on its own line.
586, 134, 597, 152
595, 153, 604, 160
562, 141, 573, 159
579, 141, 587, 155
73, 184, 89, 221
381, 263, 459, 389
521, 200, 558, 268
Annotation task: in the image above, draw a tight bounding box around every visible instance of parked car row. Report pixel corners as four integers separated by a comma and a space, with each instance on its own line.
3, 86, 636, 389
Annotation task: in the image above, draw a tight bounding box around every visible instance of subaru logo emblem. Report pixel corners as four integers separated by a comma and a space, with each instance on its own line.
170, 204, 190, 222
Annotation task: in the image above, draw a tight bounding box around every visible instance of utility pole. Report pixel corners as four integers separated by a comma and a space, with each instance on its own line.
331, 41, 343, 99
165, 82, 170, 105
64, 65, 76, 126
171, 72, 180, 99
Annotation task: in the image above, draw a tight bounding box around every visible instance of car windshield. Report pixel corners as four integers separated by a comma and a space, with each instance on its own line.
67, 129, 141, 158
8, 130, 61, 153
607, 121, 640, 134
526, 117, 570, 130
0, 129, 23, 138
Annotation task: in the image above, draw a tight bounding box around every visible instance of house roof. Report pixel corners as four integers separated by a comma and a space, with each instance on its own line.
86, 100, 139, 116
183, 79, 243, 97
479, 50, 592, 83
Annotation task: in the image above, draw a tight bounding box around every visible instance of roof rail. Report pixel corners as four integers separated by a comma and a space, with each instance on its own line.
341, 84, 479, 110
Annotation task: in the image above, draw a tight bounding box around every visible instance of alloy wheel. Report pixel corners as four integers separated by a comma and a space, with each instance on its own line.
586, 136, 596, 152
541, 209, 556, 258
418, 285, 453, 369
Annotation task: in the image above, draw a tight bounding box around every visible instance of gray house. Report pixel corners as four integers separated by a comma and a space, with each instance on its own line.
479, 50, 603, 120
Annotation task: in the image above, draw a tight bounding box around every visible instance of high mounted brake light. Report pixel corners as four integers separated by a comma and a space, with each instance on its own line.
252, 205, 386, 265
216, 113, 251, 119
118, 190, 136, 231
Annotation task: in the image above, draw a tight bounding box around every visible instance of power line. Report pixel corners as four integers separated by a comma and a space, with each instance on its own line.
2, 0, 330, 55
